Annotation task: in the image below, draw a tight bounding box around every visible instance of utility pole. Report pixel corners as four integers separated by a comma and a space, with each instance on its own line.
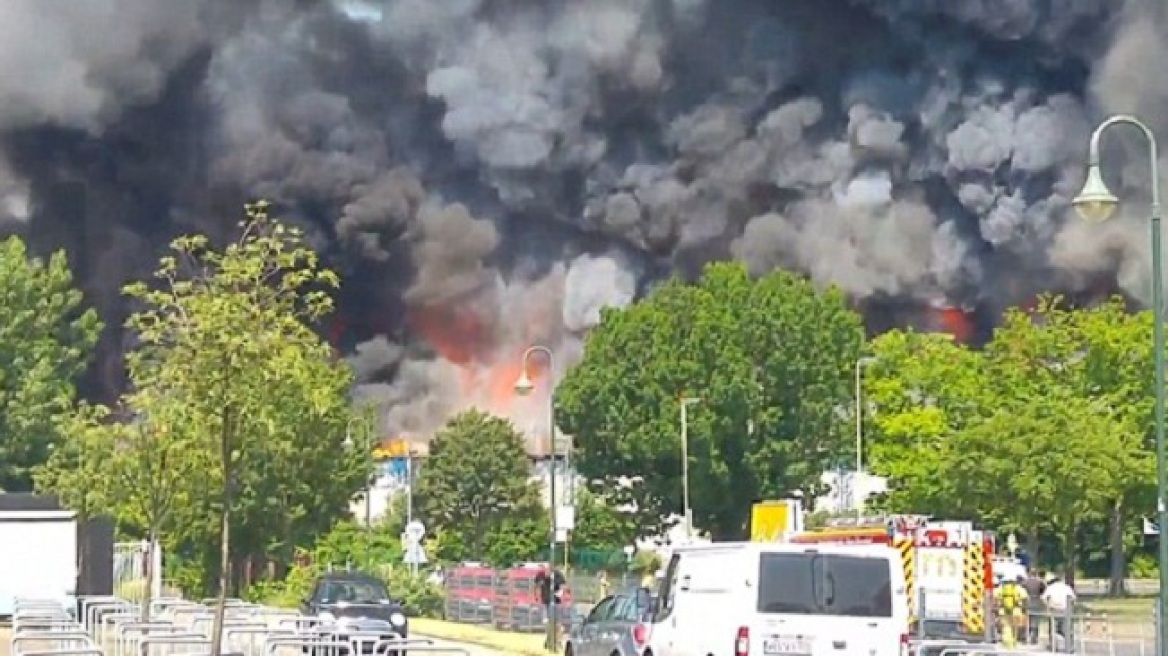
680, 397, 701, 540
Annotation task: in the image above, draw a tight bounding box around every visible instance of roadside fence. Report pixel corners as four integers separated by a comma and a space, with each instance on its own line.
9, 594, 470, 656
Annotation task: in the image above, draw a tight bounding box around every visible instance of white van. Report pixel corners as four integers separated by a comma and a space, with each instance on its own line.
647, 542, 910, 656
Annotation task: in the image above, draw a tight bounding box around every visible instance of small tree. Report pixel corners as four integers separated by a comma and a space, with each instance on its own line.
123, 202, 350, 656
38, 398, 206, 620
0, 236, 101, 491
417, 410, 536, 559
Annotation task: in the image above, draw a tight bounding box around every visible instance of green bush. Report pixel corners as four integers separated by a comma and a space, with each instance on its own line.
386, 568, 444, 618
115, 578, 148, 602
1129, 553, 1158, 578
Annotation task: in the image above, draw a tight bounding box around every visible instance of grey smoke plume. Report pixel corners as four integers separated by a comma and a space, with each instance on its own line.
1, 0, 1166, 448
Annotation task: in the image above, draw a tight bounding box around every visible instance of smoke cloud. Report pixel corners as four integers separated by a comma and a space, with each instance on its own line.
2, 0, 1166, 449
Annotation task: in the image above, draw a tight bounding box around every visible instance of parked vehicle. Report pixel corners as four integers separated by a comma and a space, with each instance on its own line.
301, 571, 409, 654
566, 588, 655, 656
648, 542, 910, 656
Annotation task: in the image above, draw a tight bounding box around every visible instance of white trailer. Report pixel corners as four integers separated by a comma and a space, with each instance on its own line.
0, 509, 78, 617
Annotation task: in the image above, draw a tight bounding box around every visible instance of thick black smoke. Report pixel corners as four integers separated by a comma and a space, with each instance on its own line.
2, 0, 1165, 444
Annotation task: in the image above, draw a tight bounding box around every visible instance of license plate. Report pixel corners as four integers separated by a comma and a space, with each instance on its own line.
763, 635, 811, 655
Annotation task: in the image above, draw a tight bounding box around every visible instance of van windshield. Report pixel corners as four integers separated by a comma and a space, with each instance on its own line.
757, 552, 892, 617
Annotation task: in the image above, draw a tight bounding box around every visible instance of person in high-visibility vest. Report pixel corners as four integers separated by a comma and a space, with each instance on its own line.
998, 575, 1030, 648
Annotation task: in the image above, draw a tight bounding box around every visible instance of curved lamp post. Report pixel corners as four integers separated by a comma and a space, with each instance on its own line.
344, 416, 374, 569
1072, 115, 1166, 651
514, 345, 558, 651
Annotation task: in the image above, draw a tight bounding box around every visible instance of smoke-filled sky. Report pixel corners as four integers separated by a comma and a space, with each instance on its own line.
1, 0, 1166, 450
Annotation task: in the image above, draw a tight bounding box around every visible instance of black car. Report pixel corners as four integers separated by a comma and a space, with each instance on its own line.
301, 572, 410, 655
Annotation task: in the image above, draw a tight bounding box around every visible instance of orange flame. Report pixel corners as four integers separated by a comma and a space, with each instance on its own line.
933, 306, 974, 343
406, 304, 554, 428
406, 305, 487, 365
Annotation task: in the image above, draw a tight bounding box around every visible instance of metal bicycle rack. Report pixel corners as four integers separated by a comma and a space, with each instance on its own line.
12, 598, 103, 656
60, 594, 489, 656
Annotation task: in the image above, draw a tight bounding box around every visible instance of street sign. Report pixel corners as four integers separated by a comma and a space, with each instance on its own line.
405, 520, 426, 543
404, 542, 428, 565
1145, 517, 1160, 536
556, 505, 576, 531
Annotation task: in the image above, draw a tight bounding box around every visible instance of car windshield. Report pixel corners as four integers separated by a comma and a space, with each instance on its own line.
322, 579, 391, 604
757, 552, 892, 617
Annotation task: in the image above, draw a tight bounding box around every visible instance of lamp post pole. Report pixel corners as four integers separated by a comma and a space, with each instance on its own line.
1073, 115, 1166, 656
346, 417, 374, 571
679, 397, 701, 540
854, 357, 877, 518
515, 345, 557, 652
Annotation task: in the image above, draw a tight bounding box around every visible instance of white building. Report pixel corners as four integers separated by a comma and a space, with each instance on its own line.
814, 470, 888, 514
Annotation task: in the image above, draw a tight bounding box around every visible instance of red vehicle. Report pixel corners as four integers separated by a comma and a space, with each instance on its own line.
493, 564, 547, 632
443, 563, 497, 624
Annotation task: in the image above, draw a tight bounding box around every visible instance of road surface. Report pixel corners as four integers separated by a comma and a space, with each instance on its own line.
412, 634, 510, 656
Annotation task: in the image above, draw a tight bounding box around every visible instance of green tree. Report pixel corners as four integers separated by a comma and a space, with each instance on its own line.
865, 297, 1154, 581
416, 410, 536, 559
36, 399, 207, 620
556, 262, 865, 538
120, 202, 366, 656
862, 331, 992, 515
483, 494, 548, 567
0, 236, 101, 491
572, 488, 639, 554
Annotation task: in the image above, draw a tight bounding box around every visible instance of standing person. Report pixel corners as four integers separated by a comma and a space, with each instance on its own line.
538, 567, 565, 650
1042, 576, 1077, 640
597, 570, 611, 600
997, 575, 1029, 648
1022, 569, 1047, 644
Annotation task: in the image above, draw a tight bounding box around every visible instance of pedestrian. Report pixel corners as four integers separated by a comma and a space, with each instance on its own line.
640, 569, 656, 590
1022, 568, 1047, 644
1042, 575, 1077, 640
997, 575, 1028, 648
538, 566, 566, 650
597, 570, 611, 600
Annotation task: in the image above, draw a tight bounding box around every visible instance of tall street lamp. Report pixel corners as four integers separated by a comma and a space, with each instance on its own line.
1072, 114, 1166, 653
679, 397, 701, 540
514, 345, 558, 652
344, 417, 374, 570
854, 356, 878, 517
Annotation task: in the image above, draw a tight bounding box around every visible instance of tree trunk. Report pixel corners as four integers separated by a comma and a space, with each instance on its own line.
209, 409, 233, 656
1108, 498, 1128, 595
209, 492, 231, 656
140, 531, 156, 623
1062, 520, 1078, 587
1026, 530, 1039, 571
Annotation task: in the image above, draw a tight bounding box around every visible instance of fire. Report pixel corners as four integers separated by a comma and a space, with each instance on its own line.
932, 306, 974, 343
406, 303, 555, 433
406, 305, 487, 365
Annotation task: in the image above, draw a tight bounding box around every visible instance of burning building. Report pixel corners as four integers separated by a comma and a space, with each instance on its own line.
0, 0, 1164, 452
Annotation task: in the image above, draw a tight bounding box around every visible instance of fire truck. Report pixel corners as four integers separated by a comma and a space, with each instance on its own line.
789, 515, 996, 637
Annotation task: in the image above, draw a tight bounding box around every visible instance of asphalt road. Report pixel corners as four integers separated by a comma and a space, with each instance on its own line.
412, 634, 510, 656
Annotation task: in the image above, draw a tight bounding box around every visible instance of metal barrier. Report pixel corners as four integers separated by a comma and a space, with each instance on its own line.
12, 598, 102, 656
61, 595, 478, 656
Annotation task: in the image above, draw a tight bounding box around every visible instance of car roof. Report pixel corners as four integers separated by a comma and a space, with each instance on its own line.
317, 572, 386, 584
